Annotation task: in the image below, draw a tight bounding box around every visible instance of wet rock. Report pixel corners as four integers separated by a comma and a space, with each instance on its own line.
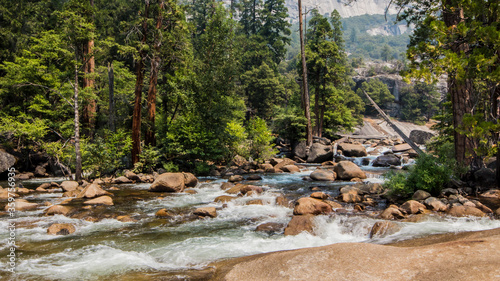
83, 196, 114, 206
373, 154, 401, 167
274, 158, 296, 171
400, 200, 426, 214
247, 199, 263, 205
193, 207, 217, 218
471, 200, 492, 213
149, 173, 186, 192
125, 170, 141, 181
310, 192, 328, 200
0, 149, 16, 174
275, 195, 290, 207
392, 143, 411, 153
183, 173, 198, 187
116, 215, 137, 222
359, 183, 384, 195
293, 197, 333, 215
361, 158, 371, 166
45, 205, 72, 216
307, 143, 333, 163
5, 199, 38, 211
246, 174, 263, 180
495, 207, 500, 217
232, 155, 248, 167
310, 169, 336, 181
334, 161, 366, 180
412, 190, 431, 201
77, 183, 111, 199
282, 165, 300, 173
47, 223, 76, 235
60, 181, 79, 192
229, 175, 244, 182
338, 143, 367, 157
369, 221, 402, 238
226, 184, 247, 195
93, 178, 105, 185
113, 176, 133, 184
255, 222, 285, 234
215, 195, 237, 203
424, 197, 448, 212
242, 185, 263, 195
284, 214, 315, 236
16, 187, 31, 194
259, 163, 274, 171
14, 172, 34, 180
155, 208, 173, 218
36, 186, 48, 192
108, 187, 120, 191
34, 165, 48, 177
339, 190, 363, 203
184, 189, 197, 194
409, 130, 435, 145
325, 200, 343, 209
447, 206, 486, 217
379, 205, 405, 220
220, 182, 235, 190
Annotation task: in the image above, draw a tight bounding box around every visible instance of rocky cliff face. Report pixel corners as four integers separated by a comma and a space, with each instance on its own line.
286, 0, 396, 21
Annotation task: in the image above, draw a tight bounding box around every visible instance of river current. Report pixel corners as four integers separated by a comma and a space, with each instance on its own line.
1, 151, 500, 280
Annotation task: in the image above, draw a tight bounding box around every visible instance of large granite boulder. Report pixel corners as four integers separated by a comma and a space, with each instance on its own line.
373, 154, 401, 167
334, 161, 366, 180
284, 214, 315, 236
293, 197, 333, 215
409, 130, 435, 145
447, 206, 486, 217
369, 221, 402, 238
293, 141, 308, 160
77, 183, 111, 199
60, 181, 79, 192
307, 143, 333, 163
149, 172, 197, 192
338, 143, 367, 157
0, 149, 16, 174
310, 169, 336, 181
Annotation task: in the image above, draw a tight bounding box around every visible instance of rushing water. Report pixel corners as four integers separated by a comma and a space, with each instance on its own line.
1, 150, 499, 280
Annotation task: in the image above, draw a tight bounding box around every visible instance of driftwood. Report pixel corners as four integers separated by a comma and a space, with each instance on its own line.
362, 89, 425, 156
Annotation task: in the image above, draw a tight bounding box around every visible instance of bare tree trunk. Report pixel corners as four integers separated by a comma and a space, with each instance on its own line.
74, 64, 82, 183
108, 62, 115, 132
298, 0, 312, 146
82, 0, 96, 137
132, 0, 150, 164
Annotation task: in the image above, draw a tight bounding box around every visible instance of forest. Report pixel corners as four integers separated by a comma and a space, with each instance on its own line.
0, 0, 499, 190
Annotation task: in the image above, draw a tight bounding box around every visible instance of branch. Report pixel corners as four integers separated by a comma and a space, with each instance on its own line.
15, 83, 74, 109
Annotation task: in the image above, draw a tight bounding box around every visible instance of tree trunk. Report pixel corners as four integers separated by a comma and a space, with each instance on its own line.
313, 76, 320, 137
145, 0, 163, 147
145, 56, 159, 147
443, 2, 476, 168
108, 62, 115, 132
298, 0, 312, 146
74, 64, 82, 183
82, 0, 96, 137
132, 1, 150, 164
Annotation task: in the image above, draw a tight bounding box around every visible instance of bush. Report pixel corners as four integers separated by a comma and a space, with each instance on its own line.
133, 145, 161, 174
384, 153, 455, 199
193, 161, 213, 176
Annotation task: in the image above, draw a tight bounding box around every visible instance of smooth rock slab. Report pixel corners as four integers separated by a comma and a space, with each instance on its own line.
83, 196, 114, 206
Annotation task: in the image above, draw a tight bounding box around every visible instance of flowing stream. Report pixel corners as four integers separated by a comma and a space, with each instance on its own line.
1, 148, 499, 280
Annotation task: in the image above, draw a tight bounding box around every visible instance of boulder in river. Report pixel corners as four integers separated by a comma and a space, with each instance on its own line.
214, 195, 237, 203
379, 205, 405, 220
293, 197, 333, 215
149, 173, 194, 192
45, 205, 73, 216
282, 165, 300, 173
412, 190, 431, 201
373, 154, 401, 167
83, 196, 114, 206
369, 221, 402, 238
307, 143, 333, 163
60, 181, 79, 192
334, 161, 366, 180
310, 169, 336, 181
77, 183, 111, 199
293, 141, 308, 160
5, 199, 38, 211
124, 170, 141, 181
274, 158, 296, 171
47, 223, 76, 235
424, 197, 448, 212
447, 206, 486, 217
400, 200, 426, 214
193, 207, 217, 218
113, 176, 133, 184
392, 143, 412, 153
337, 143, 367, 157
284, 214, 315, 236
155, 208, 173, 218
256, 222, 285, 234
228, 175, 244, 182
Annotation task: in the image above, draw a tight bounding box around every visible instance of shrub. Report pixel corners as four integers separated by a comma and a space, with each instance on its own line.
194, 161, 213, 176
384, 153, 456, 199
133, 145, 161, 174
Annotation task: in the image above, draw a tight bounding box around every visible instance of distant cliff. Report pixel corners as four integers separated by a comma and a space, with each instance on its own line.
286, 0, 396, 21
